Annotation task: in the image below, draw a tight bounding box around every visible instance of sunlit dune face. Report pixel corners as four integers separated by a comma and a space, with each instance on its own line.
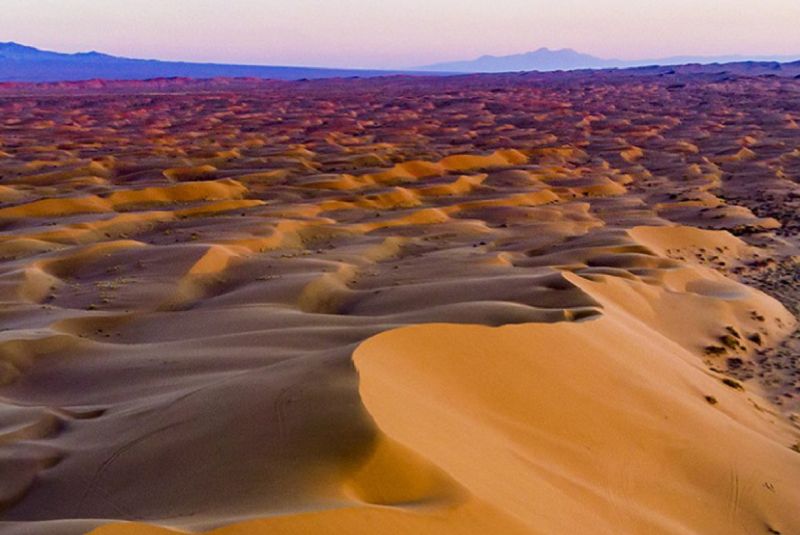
0, 73, 799, 534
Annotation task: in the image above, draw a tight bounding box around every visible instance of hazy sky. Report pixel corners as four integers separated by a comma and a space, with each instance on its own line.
2, 0, 800, 68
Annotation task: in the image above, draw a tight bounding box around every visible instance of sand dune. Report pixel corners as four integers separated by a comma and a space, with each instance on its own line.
1, 73, 800, 534
356, 319, 800, 534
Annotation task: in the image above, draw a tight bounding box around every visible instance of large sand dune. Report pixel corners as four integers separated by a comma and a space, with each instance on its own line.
1, 73, 799, 534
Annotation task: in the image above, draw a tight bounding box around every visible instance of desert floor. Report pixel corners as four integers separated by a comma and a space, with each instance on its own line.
1, 72, 799, 534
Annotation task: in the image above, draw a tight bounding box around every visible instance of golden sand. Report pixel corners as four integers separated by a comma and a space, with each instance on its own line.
0, 74, 799, 534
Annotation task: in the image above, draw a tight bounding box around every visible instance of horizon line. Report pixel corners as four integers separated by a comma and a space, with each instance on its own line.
4, 40, 800, 72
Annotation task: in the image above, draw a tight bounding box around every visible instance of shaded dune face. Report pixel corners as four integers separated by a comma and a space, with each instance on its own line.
0, 74, 799, 534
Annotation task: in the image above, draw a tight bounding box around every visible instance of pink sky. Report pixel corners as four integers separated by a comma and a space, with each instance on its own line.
2, 0, 799, 68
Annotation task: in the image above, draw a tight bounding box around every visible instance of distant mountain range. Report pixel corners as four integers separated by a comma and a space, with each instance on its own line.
0, 42, 416, 82
418, 47, 800, 73
2, 42, 800, 83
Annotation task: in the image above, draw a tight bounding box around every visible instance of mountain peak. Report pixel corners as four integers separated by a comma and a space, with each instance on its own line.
0, 43, 115, 62
0, 41, 34, 48
0, 42, 40, 53
528, 47, 576, 54
420, 47, 614, 73
74, 50, 114, 59
0, 42, 68, 61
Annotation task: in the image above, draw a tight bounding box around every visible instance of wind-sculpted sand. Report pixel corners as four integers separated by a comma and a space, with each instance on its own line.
1, 72, 800, 534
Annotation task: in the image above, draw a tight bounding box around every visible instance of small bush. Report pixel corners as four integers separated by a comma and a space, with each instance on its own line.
725, 326, 741, 339
721, 378, 744, 391
720, 334, 742, 351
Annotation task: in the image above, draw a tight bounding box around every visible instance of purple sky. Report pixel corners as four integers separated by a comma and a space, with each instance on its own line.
2, 0, 799, 68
